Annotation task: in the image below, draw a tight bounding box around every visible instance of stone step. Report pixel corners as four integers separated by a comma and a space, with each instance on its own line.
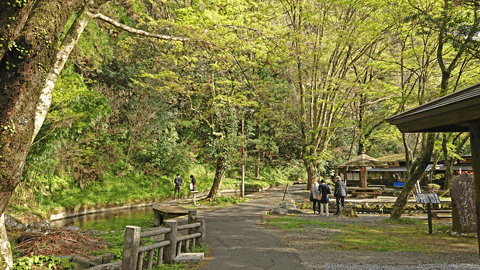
174, 253, 204, 263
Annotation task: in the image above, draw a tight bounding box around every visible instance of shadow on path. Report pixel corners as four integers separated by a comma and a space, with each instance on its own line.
197, 185, 308, 270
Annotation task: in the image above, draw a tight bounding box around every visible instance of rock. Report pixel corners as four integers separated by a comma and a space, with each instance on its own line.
4, 214, 22, 231
174, 253, 204, 263
25, 221, 51, 233
338, 207, 357, 218
91, 253, 117, 265
60, 226, 80, 231
87, 261, 122, 270
268, 200, 304, 215
268, 207, 288, 215
83, 228, 99, 236
451, 173, 476, 233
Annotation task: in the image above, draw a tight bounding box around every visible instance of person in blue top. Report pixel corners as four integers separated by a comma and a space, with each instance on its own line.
318, 179, 331, 216
173, 174, 182, 200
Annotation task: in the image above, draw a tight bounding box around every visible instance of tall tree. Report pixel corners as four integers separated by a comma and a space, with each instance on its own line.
390, 0, 480, 219
279, 0, 392, 189
0, 0, 189, 264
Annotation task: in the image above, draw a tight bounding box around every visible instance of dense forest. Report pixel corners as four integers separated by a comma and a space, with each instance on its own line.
1, 0, 480, 265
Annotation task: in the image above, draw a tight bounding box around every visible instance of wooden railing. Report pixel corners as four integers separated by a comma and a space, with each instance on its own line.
121, 209, 206, 270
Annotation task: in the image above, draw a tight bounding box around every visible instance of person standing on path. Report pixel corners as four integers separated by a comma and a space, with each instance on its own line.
190, 175, 196, 191
334, 175, 347, 215
319, 179, 331, 216
310, 181, 320, 214
173, 174, 182, 200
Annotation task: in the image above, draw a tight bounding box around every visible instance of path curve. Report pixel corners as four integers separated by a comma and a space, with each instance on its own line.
197, 185, 307, 270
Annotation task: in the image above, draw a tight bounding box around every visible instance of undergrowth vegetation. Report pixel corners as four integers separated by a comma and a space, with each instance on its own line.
8, 164, 296, 221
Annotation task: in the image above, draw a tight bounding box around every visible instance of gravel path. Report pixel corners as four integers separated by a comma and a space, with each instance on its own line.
271, 184, 480, 270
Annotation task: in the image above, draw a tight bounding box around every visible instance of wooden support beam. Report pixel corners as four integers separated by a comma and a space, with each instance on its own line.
469, 121, 480, 257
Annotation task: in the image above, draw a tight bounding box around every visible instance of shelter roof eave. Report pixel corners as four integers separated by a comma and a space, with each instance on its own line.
386, 82, 480, 133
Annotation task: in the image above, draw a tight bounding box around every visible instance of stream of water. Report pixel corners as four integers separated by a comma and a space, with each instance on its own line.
50, 206, 155, 232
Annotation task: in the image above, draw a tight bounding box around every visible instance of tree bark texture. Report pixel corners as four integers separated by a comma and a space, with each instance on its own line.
390, 133, 435, 219
0, 0, 108, 219
206, 156, 226, 200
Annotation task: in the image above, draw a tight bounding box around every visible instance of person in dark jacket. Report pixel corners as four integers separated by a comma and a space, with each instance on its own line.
190, 175, 196, 191
173, 174, 182, 200
318, 179, 331, 216
334, 175, 347, 215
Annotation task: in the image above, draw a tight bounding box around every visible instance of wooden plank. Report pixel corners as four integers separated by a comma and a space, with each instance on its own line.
152, 204, 189, 215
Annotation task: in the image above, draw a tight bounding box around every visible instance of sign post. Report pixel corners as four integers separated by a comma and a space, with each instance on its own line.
415, 193, 441, 234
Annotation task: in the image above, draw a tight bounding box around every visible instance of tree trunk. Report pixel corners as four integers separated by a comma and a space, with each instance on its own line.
0, 0, 97, 216
206, 156, 226, 200
0, 0, 109, 263
390, 133, 435, 219
304, 159, 317, 190
255, 149, 260, 179
0, 215, 12, 270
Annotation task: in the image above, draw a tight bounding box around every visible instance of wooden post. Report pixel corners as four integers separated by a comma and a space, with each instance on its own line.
195, 216, 206, 246
146, 250, 154, 269
469, 121, 480, 256
137, 251, 144, 270
122, 226, 141, 270
156, 247, 164, 266
188, 209, 197, 244
191, 191, 199, 205
360, 167, 367, 188
153, 209, 161, 227
164, 220, 178, 264
427, 203, 433, 234
282, 184, 289, 201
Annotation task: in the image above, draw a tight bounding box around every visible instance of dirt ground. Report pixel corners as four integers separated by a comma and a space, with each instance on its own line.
265, 213, 480, 267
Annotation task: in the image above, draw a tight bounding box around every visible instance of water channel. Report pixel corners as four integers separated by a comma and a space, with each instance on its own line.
50, 206, 156, 232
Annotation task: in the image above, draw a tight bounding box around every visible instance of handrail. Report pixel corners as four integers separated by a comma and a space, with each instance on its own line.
140, 227, 171, 238
137, 240, 170, 253
177, 233, 201, 242
121, 209, 206, 270
177, 222, 201, 230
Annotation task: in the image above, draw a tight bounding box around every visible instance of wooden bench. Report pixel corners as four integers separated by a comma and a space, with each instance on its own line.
368, 185, 386, 190
348, 187, 382, 198
152, 204, 189, 226
430, 209, 452, 218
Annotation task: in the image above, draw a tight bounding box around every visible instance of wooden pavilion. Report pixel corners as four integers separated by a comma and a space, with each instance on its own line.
386, 82, 480, 255
336, 154, 386, 188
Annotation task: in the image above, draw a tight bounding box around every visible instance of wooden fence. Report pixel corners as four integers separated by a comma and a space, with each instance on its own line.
121, 209, 206, 270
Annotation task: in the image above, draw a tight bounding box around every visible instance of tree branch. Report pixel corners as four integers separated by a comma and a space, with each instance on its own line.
91, 13, 190, 42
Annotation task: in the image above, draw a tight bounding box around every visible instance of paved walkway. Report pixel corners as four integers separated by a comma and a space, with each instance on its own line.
196, 185, 307, 270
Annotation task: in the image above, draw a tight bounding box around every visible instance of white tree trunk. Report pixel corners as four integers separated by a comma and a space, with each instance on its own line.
0, 215, 13, 270
33, 9, 93, 142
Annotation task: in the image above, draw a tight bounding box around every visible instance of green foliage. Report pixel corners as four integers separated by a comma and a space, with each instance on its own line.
13, 255, 75, 270
91, 231, 125, 259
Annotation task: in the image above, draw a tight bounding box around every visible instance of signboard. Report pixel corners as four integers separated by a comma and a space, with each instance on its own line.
415, 193, 440, 204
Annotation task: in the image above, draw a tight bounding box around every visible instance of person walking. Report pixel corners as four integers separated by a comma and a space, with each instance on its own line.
310, 181, 320, 214
190, 175, 196, 191
318, 179, 331, 216
173, 174, 182, 200
334, 175, 347, 215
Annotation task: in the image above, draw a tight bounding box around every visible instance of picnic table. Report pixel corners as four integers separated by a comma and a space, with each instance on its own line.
348, 187, 382, 198
152, 203, 189, 226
